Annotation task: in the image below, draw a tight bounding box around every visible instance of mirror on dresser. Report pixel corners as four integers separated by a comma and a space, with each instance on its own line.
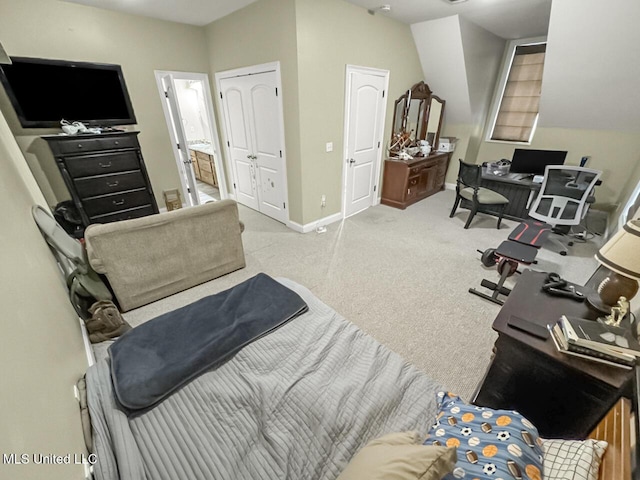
389, 81, 445, 158
426, 95, 445, 149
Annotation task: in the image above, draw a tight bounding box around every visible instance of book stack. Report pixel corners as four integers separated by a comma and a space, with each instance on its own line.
547, 315, 640, 369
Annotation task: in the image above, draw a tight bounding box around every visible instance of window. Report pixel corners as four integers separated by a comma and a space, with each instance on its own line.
488, 38, 547, 143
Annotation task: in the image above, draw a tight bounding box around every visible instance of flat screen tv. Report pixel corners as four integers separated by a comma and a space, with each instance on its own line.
0, 57, 137, 128
510, 149, 567, 175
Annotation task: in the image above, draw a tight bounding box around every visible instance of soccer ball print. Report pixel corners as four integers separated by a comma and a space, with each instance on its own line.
424, 392, 543, 480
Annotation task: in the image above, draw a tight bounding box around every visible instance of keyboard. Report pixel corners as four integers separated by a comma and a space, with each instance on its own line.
506, 173, 532, 181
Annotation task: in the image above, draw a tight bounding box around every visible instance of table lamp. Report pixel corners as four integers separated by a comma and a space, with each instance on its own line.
0, 42, 11, 65
588, 219, 640, 313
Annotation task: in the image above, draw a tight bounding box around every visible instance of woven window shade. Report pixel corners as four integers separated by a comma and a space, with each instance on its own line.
491, 44, 546, 142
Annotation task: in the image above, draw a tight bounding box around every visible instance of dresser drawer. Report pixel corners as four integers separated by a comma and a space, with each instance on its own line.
65, 151, 139, 178
89, 205, 156, 224
75, 171, 146, 198
408, 175, 419, 187
55, 135, 138, 154
82, 188, 152, 217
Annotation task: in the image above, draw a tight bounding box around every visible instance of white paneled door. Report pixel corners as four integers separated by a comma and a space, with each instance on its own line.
162, 74, 200, 206
344, 68, 388, 218
219, 70, 287, 224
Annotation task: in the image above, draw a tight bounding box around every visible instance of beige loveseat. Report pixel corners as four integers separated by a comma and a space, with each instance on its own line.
85, 200, 245, 311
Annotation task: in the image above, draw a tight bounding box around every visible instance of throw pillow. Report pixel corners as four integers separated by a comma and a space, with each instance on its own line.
424, 392, 544, 480
542, 438, 608, 480
337, 431, 457, 480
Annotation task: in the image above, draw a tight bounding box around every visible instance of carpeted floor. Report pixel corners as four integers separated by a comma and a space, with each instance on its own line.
124, 189, 601, 401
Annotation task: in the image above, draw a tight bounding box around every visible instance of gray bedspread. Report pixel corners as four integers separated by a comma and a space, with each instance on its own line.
110, 273, 308, 412
86, 279, 443, 480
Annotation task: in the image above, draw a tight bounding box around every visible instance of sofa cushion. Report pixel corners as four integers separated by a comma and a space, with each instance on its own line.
460, 187, 509, 205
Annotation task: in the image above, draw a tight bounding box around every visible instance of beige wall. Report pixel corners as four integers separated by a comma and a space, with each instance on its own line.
295, 0, 424, 223
0, 109, 88, 479
206, 0, 422, 225
540, 0, 640, 132
0, 0, 211, 208
475, 128, 640, 207
204, 0, 303, 222
420, 0, 640, 210
458, 17, 504, 164
411, 16, 504, 184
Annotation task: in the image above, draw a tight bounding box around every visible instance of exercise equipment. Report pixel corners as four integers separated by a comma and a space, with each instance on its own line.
469, 220, 552, 305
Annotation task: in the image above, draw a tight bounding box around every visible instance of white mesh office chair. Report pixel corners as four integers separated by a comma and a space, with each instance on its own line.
529, 165, 602, 255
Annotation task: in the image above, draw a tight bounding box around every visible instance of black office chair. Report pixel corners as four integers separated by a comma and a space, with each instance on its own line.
450, 159, 509, 229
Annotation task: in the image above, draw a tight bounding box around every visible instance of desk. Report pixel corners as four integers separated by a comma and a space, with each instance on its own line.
473, 270, 634, 438
476, 167, 541, 220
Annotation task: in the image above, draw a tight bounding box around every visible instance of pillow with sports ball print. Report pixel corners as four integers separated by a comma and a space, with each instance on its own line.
424, 392, 544, 480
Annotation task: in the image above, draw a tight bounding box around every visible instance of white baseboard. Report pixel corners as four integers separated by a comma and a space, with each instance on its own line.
288, 211, 343, 234
444, 182, 456, 191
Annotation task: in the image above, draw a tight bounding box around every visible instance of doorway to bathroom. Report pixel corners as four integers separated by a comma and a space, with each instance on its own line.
155, 71, 227, 207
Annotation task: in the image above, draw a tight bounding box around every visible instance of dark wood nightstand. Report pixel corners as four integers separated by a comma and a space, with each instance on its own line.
473, 270, 634, 439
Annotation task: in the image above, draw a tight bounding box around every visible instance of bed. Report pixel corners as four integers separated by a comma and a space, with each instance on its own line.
86, 275, 637, 480
87, 277, 443, 479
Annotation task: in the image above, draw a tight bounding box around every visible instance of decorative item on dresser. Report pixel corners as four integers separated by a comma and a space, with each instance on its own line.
43, 131, 158, 229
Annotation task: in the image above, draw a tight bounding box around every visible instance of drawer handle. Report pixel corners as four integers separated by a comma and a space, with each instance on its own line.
99, 162, 112, 168
77, 144, 83, 149
114, 141, 119, 145
112, 199, 125, 206
106, 181, 120, 187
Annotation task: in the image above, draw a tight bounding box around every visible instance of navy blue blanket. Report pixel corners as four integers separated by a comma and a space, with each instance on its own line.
109, 273, 308, 412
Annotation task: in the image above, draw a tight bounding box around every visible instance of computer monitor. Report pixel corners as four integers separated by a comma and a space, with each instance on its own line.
510, 149, 567, 175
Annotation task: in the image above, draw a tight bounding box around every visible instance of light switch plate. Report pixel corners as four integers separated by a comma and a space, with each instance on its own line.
326, 142, 333, 152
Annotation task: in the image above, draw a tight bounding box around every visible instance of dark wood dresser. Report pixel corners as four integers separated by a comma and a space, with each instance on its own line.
43, 132, 158, 227
380, 152, 451, 209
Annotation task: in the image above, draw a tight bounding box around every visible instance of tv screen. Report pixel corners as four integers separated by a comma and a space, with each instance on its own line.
0, 57, 137, 128
510, 149, 567, 175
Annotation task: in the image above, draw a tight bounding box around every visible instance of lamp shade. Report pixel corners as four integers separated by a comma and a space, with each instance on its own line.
595, 219, 640, 281
0, 41, 10, 64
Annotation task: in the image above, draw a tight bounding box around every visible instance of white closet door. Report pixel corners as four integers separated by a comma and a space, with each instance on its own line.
219, 71, 287, 223
344, 70, 386, 217
219, 78, 259, 210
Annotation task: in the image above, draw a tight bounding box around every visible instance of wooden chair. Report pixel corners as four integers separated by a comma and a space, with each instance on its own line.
450, 159, 509, 229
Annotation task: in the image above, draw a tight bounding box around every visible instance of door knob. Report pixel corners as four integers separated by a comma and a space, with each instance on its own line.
349, 158, 356, 165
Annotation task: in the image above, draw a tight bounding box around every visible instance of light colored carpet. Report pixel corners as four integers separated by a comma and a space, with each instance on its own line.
123, 189, 601, 401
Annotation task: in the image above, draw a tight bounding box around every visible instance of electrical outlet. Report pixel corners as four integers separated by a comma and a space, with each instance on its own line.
325, 142, 333, 153
321, 194, 326, 207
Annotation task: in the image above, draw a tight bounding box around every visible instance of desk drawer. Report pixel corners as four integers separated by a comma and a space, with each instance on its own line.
89, 205, 155, 224
65, 151, 139, 178
55, 135, 138, 154
83, 189, 152, 217
75, 171, 146, 198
